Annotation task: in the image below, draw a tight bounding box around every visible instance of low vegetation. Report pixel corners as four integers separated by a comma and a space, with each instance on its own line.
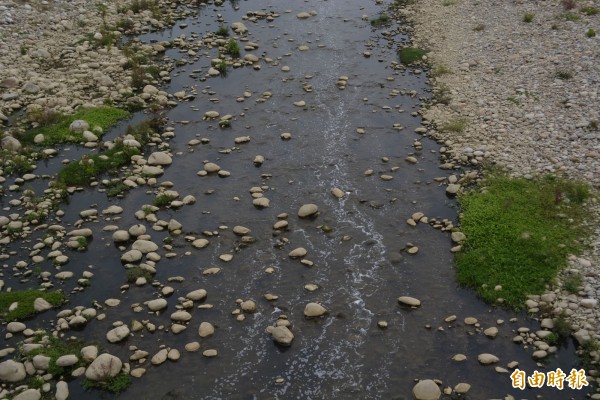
56, 118, 157, 187
455, 174, 591, 309
370, 13, 391, 27
83, 373, 132, 393
0, 290, 66, 321
26, 335, 85, 376
225, 39, 241, 57
523, 12, 535, 23
22, 106, 130, 145
398, 47, 427, 65
440, 118, 467, 133
126, 266, 153, 283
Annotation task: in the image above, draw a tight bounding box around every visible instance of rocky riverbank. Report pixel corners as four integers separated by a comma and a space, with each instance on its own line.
404, 0, 600, 390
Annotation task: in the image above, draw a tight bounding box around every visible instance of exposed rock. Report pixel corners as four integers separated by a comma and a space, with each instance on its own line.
304, 302, 327, 317
397, 296, 421, 307
199, 322, 215, 338
298, 204, 319, 218
267, 325, 294, 346
0, 360, 26, 382
412, 380, 441, 400
85, 354, 122, 381
106, 325, 130, 343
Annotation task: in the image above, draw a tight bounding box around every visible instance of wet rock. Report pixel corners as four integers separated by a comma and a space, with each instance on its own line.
304, 302, 327, 317
288, 247, 307, 258
451, 231, 466, 243
32, 355, 51, 370
253, 198, 270, 208
454, 383, 471, 394
132, 239, 159, 254
186, 289, 207, 301
85, 354, 122, 381
331, 188, 345, 199
267, 325, 294, 346
185, 342, 201, 352
203, 349, 218, 358
7, 322, 26, 333
121, 249, 142, 263
298, 204, 318, 218
199, 322, 215, 338
477, 353, 499, 365
412, 379, 441, 400
171, 311, 192, 322
233, 226, 250, 235
483, 327, 498, 338
241, 300, 257, 313
148, 152, 172, 166
151, 349, 168, 365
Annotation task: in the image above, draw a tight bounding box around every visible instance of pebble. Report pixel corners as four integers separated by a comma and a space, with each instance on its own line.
398, 296, 421, 307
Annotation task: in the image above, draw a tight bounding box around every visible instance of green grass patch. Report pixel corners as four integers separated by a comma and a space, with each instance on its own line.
399, 47, 427, 65
153, 192, 177, 207
563, 273, 583, 293
580, 6, 599, 15
83, 372, 131, 393
22, 106, 130, 145
26, 335, 85, 376
455, 174, 590, 309
225, 39, 241, 58
57, 143, 140, 187
586, 28, 596, 38
0, 290, 65, 321
56, 118, 157, 187
557, 12, 580, 21
126, 266, 153, 283
556, 70, 573, 80
215, 25, 229, 37
370, 13, 391, 27
523, 12, 535, 23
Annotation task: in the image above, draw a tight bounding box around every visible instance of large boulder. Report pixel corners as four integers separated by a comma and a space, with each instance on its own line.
412, 379, 441, 400
0, 359, 26, 382
84, 353, 122, 381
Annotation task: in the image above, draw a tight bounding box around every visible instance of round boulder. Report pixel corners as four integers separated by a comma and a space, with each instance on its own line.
412, 379, 441, 400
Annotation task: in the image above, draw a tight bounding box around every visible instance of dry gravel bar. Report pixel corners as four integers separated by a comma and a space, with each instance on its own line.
406, 0, 600, 373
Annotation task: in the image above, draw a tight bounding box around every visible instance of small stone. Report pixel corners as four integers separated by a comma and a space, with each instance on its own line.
203, 349, 218, 358
454, 383, 471, 394
199, 322, 215, 338
397, 296, 421, 307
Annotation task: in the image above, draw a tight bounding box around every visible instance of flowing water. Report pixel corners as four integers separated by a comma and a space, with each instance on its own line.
1, 0, 586, 399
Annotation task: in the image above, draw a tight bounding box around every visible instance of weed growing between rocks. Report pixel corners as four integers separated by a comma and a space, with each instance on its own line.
441, 118, 467, 133
0, 290, 66, 321
216, 25, 229, 37
56, 117, 157, 187
370, 13, 391, 27
83, 373, 132, 393
398, 47, 427, 64
25, 335, 86, 376
455, 174, 591, 310
523, 12, 535, 23
225, 39, 241, 57
126, 267, 153, 283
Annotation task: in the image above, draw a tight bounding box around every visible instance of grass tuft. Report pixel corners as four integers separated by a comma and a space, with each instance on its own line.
455, 174, 590, 309
398, 47, 427, 65
523, 12, 535, 23
126, 266, 153, 283
370, 13, 391, 27
83, 372, 131, 393
0, 290, 65, 321
441, 118, 467, 133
